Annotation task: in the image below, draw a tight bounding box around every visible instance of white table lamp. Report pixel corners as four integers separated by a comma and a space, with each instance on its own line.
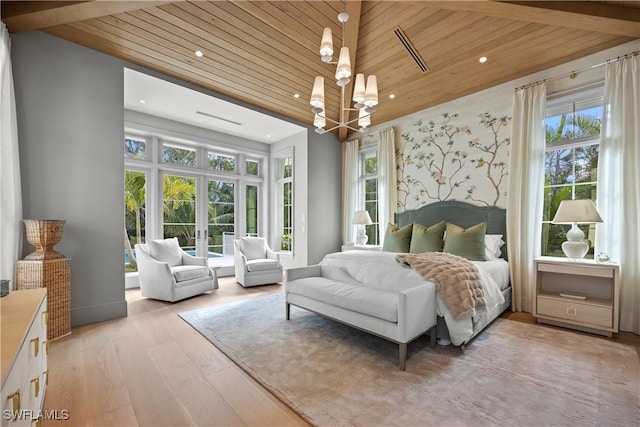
552, 199, 603, 259
352, 210, 373, 246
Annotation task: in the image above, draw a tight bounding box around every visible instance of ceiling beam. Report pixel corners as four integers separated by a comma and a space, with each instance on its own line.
338, 0, 362, 142
2, 1, 177, 33
425, 1, 640, 38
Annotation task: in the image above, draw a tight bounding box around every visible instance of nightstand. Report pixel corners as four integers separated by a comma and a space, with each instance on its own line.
341, 245, 382, 252
534, 256, 619, 337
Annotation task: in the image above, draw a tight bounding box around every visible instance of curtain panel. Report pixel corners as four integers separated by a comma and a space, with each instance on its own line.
506, 83, 547, 313
0, 23, 23, 289
377, 127, 397, 245
342, 139, 359, 244
596, 55, 640, 334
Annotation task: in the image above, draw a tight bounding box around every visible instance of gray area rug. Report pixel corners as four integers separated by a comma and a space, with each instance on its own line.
179, 293, 639, 427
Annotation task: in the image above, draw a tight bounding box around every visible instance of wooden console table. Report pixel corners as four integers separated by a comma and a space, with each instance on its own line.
16, 258, 71, 340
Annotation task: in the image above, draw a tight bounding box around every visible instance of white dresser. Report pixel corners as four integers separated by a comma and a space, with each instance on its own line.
1, 289, 48, 426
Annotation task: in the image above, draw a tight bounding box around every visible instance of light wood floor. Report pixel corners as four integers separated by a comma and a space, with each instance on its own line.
42, 278, 640, 426
42, 277, 309, 427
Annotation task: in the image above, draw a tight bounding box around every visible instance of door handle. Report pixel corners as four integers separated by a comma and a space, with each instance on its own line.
204, 229, 208, 239
196, 230, 201, 240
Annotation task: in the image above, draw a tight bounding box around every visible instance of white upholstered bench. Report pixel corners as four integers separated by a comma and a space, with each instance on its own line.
285, 264, 437, 370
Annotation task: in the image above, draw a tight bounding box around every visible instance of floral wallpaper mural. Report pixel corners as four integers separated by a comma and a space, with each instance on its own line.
397, 110, 511, 210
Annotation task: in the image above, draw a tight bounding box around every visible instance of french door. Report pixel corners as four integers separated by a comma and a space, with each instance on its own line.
160, 171, 236, 258
206, 178, 235, 256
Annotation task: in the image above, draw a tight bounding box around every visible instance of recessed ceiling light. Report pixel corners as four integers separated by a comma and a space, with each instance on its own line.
266, 134, 271, 138
139, 99, 146, 104
195, 50, 204, 57
293, 93, 300, 98
479, 56, 488, 63
389, 94, 396, 99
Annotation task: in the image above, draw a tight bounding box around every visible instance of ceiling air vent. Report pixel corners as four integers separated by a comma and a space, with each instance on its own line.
394, 27, 429, 73
196, 110, 242, 126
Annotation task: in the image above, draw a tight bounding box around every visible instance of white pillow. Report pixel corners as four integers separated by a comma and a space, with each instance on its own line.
148, 237, 182, 266
239, 237, 267, 260
484, 234, 505, 260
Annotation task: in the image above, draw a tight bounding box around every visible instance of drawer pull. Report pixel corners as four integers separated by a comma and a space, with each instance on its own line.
43, 340, 49, 355
567, 307, 578, 317
6, 390, 20, 419
43, 311, 49, 325
31, 337, 39, 357
43, 370, 49, 385
31, 377, 40, 398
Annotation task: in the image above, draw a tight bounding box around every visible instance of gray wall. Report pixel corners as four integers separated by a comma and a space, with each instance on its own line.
307, 131, 342, 263
12, 31, 127, 326
11, 30, 342, 326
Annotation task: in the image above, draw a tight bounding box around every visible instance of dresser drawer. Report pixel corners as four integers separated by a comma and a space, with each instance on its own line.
537, 296, 613, 329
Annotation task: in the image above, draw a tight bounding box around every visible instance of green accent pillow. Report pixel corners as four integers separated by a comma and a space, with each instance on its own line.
409, 221, 446, 253
443, 222, 487, 261
382, 223, 413, 253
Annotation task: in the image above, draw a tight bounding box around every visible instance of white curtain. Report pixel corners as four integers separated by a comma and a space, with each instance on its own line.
342, 138, 359, 244
0, 23, 23, 289
378, 127, 397, 245
507, 83, 547, 313
596, 55, 640, 334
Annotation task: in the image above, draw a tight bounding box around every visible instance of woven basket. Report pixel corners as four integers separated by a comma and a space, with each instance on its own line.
23, 219, 66, 260
17, 258, 71, 340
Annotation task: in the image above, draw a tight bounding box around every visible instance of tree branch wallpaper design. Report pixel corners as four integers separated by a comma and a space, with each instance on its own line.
397, 111, 511, 210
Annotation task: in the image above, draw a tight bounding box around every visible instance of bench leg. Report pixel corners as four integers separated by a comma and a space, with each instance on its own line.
430, 325, 437, 348
285, 302, 290, 320
399, 343, 407, 371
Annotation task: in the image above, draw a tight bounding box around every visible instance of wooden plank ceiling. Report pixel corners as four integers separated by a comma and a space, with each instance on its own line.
3, 1, 639, 141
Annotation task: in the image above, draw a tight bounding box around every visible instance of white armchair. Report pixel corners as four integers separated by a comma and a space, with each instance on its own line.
135, 238, 218, 302
234, 237, 283, 287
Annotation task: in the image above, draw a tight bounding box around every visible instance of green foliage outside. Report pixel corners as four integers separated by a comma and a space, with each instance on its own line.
124, 171, 237, 270
542, 110, 600, 258
163, 145, 196, 167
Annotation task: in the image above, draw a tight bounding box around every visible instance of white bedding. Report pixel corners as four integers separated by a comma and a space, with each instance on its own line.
320, 251, 508, 346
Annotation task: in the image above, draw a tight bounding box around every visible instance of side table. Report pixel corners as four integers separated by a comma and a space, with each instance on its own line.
16, 258, 71, 340
533, 256, 619, 337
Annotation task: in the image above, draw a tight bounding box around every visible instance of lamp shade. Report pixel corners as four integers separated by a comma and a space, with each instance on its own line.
351, 210, 373, 225
552, 199, 603, 224
353, 73, 366, 103
310, 76, 325, 109
313, 113, 326, 129
358, 108, 370, 128
335, 47, 352, 81
364, 75, 378, 107
319, 27, 333, 58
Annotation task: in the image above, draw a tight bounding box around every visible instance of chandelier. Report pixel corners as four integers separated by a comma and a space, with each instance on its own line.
310, 10, 379, 134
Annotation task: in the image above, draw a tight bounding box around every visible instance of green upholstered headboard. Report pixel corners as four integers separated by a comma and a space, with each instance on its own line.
394, 201, 508, 260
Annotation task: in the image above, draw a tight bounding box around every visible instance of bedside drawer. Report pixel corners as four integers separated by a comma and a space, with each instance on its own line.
537, 296, 613, 329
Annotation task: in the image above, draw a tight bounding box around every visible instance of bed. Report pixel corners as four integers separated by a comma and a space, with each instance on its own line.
323, 200, 512, 350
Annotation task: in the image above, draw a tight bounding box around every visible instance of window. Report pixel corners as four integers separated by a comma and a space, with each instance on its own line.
162, 142, 196, 167
359, 148, 379, 245
246, 159, 259, 176
246, 184, 258, 236
162, 174, 197, 250
207, 180, 235, 254
124, 169, 147, 272
125, 136, 147, 160
208, 151, 236, 172
542, 87, 603, 258
276, 155, 293, 251
125, 134, 266, 268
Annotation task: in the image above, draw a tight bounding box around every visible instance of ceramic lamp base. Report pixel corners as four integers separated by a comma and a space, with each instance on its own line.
356, 233, 368, 246
562, 241, 589, 259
